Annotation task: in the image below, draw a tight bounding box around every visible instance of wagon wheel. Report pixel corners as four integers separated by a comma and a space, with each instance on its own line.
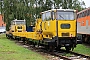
55, 46, 61, 51
65, 46, 71, 52
85, 36, 88, 43
48, 45, 55, 52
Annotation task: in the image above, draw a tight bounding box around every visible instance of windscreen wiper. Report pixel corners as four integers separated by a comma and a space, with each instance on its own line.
59, 15, 64, 19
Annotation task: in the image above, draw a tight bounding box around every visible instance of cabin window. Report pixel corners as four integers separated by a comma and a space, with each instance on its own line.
46, 12, 51, 20
42, 13, 45, 21
85, 11, 88, 16
80, 13, 82, 18
83, 11, 85, 17
82, 12, 85, 17
16, 21, 25, 25
56, 11, 74, 20
87, 10, 89, 16
82, 13, 83, 17
89, 9, 90, 15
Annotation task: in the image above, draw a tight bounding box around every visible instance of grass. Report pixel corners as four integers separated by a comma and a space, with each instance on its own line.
61, 44, 90, 56
73, 44, 90, 56
1, 34, 90, 59
0, 34, 48, 60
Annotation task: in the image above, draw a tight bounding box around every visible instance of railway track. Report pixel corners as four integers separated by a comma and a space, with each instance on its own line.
69, 50, 90, 59
57, 49, 90, 60
11, 39, 90, 60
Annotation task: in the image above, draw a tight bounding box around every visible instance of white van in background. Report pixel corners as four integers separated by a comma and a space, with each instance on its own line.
0, 27, 6, 33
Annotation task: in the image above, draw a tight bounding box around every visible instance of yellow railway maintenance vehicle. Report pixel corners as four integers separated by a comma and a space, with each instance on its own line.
6, 9, 77, 51
6, 19, 26, 39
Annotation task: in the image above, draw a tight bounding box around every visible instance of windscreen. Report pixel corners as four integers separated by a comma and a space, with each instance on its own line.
56, 11, 75, 20
16, 21, 25, 25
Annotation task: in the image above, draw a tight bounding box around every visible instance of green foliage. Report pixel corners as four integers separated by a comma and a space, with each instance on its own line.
0, 0, 86, 31
74, 44, 90, 56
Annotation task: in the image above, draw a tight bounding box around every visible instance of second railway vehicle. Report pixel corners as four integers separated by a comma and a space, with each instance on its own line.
6, 9, 77, 51
77, 7, 90, 43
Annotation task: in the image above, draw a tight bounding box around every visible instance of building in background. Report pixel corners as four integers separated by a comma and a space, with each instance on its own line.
0, 14, 6, 27
0, 12, 6, 33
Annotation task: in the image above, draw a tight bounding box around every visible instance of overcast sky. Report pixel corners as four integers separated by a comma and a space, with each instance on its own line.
81, 0, 90, 8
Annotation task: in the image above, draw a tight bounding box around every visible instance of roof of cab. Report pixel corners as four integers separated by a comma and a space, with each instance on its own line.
41, 9, 76, 13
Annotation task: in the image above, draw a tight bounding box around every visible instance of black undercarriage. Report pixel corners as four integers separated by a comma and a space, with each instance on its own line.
6, 34, 77, 51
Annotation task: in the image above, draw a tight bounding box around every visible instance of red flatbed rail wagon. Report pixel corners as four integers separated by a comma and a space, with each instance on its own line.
77, 7, 90, 43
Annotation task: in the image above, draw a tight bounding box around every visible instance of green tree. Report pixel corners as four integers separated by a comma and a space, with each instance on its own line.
61, 0, 85, 11
0, 0, 86, 31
